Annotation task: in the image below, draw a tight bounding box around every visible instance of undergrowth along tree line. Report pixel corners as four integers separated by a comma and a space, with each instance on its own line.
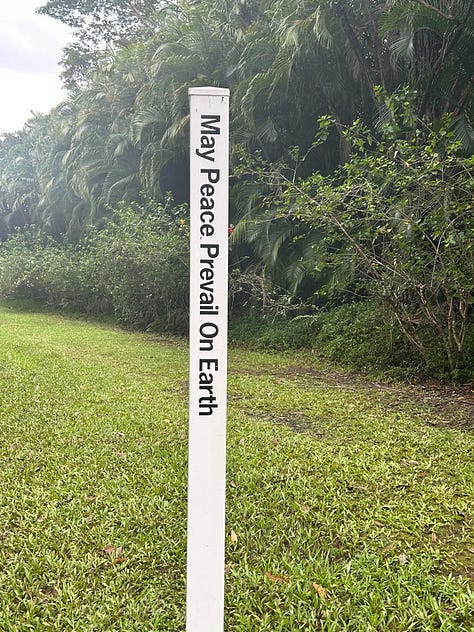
0, 199, 190, 332
0, 0, 473, 379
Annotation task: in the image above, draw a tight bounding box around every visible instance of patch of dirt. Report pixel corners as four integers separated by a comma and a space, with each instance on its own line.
367, 379, 474, 430
231, 365, 474, 431
453, 549, 474, 583
244, 409, 325, 436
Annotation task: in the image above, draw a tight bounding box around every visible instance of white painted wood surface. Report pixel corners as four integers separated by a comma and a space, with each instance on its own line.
187, 87, 230, 632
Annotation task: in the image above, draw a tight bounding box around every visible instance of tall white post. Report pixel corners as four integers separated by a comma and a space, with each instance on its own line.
187, 87, 230, 632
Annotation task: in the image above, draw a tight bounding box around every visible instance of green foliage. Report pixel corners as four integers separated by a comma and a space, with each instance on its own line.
300, 302, 409, 369
230, 316, 316, 351
2, 0, 473, 243
230, 301, 397, 359
278, 109, 474, 376
38, 0, 160, 89
0, 0, 473, 382
0, 232, 79, 305
231, 300, 474, 379
229, 264, 304, 321
381, 0, 474, 144
0, 200, 189, 332
83, 199, 189, 330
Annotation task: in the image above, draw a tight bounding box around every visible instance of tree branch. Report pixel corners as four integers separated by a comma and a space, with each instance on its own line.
414, 0, 454, 22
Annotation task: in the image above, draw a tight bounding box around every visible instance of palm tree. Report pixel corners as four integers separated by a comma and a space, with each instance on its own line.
382, 0, 474, 147
0, 129, 40, 232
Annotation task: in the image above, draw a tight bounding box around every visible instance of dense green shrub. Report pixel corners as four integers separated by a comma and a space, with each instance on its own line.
0, 201, 190, 333
0, 233, 77, 305
229, 316, 316, 351
304, 302, 409, 368
81, 202, 189, 331
283, 113, 474, 376
230, 301, 474, 379
230, 301, 401, 361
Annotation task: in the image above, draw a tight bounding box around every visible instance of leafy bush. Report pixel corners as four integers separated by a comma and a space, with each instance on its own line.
0, 200, 190, 333
230, 316, 316, 351
82, 201, 189, 331
230, 301, 400, 360
230, 300, 474, 379
0, 232, 75, 304
280, 110, 474, 376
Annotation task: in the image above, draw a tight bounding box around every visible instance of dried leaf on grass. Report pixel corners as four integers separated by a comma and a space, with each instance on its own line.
264, 571, 288, 583
112, 557, 125, 565
103, 545, 124, 557
230, 530, 238, 544
312, 582, 328, 598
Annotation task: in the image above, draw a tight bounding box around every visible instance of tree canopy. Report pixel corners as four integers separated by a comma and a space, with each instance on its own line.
1, 0, 471, 236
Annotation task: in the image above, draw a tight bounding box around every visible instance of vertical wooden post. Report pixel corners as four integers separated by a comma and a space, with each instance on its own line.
187, 87, 230, 632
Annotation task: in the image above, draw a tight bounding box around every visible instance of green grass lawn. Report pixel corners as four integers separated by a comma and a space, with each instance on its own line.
0, 301, 473, 631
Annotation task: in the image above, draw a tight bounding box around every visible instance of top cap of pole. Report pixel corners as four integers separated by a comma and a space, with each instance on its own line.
188, 86, 230, 97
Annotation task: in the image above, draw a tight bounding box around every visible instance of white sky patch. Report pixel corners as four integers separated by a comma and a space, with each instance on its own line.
0, 1, 72, 135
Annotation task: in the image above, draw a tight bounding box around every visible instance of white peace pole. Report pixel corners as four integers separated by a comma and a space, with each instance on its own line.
186, 87, 230, 632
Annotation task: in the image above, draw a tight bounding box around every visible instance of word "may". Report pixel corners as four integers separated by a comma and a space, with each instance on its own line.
196, 115, 221, 162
